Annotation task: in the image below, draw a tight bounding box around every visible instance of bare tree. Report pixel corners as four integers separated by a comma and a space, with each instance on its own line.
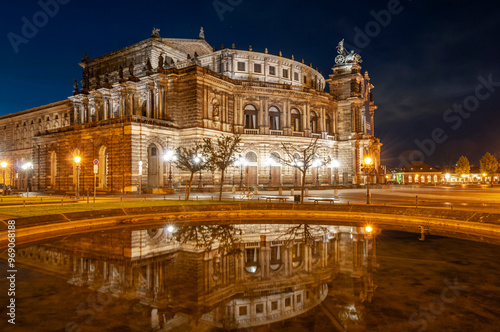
202, 134, 241, 201
174, 143, 210, 200
174, 225, 242, 253
280, 137, 325, 203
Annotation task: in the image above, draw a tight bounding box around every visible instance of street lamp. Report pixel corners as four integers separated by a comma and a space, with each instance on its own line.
194, 154, 203, 188
363, 156, 374, 204
163, 149, 177, 189
264, 157, 279, 188
21, 162, 33, 194
1, 161, 7, 196
312, 158, 322, 187
236, 155, 247, 189
138, 161, 143, 194
74, 156, 81, 199
330, 159, 340, 187
445, 173, 450, 185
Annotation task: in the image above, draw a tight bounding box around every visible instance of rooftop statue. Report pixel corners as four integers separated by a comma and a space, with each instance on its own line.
152, 27, 161, 37
199, 27, 205, 39
335, 39, 362, 65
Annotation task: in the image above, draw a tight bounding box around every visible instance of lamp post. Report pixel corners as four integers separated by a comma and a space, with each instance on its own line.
312, 158, 322, 188
363, 156, 374, 204
194, 154, 203, 188
1, 161, 7, 196
21, 162, 33, 195
163, 149, 176, 189
264, 157, 273, 188
138, 161, 143, 194
330, 160, 340, 187
74, 156, 81, 199
238, 155, 247, 189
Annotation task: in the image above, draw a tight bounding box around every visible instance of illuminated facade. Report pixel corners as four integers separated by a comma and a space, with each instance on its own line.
0, 29, 382, 193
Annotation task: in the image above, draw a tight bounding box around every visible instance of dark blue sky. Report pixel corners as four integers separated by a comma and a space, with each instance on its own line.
1, 0, 499, 167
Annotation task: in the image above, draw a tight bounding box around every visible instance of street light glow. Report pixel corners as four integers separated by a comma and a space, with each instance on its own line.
0, 162, 7, 168
363, 156, 373, 165
22, 162, 32, 170
365, 226, 373, 233
330, 160, 340, 168
445, 173, 450, 179
74, 156, 81, 164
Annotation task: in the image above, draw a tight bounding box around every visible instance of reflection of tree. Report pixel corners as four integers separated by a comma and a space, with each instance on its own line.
174, 225, 242, 254
276, 224, 327, 248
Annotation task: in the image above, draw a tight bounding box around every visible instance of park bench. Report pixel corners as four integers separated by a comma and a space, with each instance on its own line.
263, 196, 288, 203
308, 197, 339, 204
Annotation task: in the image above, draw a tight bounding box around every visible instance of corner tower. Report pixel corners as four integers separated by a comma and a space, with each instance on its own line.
327, 40, 382, 184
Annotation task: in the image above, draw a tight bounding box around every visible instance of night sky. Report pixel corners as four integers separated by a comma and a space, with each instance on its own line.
1, 0, 499, 168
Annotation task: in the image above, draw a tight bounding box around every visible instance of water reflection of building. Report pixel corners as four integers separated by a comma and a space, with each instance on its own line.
11, 223, 376, 330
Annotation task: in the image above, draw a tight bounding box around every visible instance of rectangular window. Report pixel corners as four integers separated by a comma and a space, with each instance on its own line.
303, 76, 307, 84
285, 297, 291, 307
297, 294, 302, 303
239, 306, 247, 316
256, 303, 264, 314
294, 72, 299, 81
283, 69, 289, 78
254, 63, 262, 73
271, 301, 278, 311
237, 62, 246, 71
269, 66, 276, 75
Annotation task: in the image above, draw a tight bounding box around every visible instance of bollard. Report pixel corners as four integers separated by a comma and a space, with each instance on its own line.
197, 196, 199, 200
61, 199, 63, 205
164, 195, 166, 200
305, 189, 309, 197
120, 196, 123, 202
233, 197, 235, 201
232, 187, 236, 194
254, 187, 258, 195
334, 189, 339, 199
23, 200, 25, 207
211, 196, 213, 200
291, 189, 294, 196
279, 188, 283, 196
179, 195, 181, 200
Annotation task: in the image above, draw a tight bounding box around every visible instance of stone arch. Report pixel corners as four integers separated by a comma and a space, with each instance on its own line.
244, 151, 258, 187
310, 111, 319, 133
146, 142, 164, 188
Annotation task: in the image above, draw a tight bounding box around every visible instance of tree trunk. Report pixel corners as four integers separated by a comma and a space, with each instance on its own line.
301, 168, 307, 204
186, 172, 194, 200
219, 169, 225, 201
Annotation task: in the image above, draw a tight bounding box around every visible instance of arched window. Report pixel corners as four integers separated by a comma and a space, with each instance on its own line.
325, 114, 332, 134
270, 152, 280, 164
245, 151, 257, 162
268, 106, 280, 130
244, 104, 258, 129
291, 108, 301, 132
310, 111, 319, 133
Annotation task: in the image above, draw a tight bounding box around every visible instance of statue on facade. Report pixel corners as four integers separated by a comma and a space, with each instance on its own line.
152, 27, 161, 37
119, 65, 124, 79
73, 79, 79, 93
129, 59, 134, 77
199, 27, 205, 39
81, 54, 90, 62
158, 54, 164, 69
335, 39, 362, 65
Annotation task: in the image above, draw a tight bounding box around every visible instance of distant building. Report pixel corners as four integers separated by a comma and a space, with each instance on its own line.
0, 29, 382, 193
392, 161, 499, 184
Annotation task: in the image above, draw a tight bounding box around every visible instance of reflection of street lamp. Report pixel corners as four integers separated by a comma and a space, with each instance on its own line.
1, 161, 7, 196
74, 156, 81, 199
163, 149, 177, 189
445, 173, 450, 185
363, 156, 374, 204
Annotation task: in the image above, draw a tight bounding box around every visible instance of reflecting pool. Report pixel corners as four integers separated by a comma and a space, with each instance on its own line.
1, 222, 500, 331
